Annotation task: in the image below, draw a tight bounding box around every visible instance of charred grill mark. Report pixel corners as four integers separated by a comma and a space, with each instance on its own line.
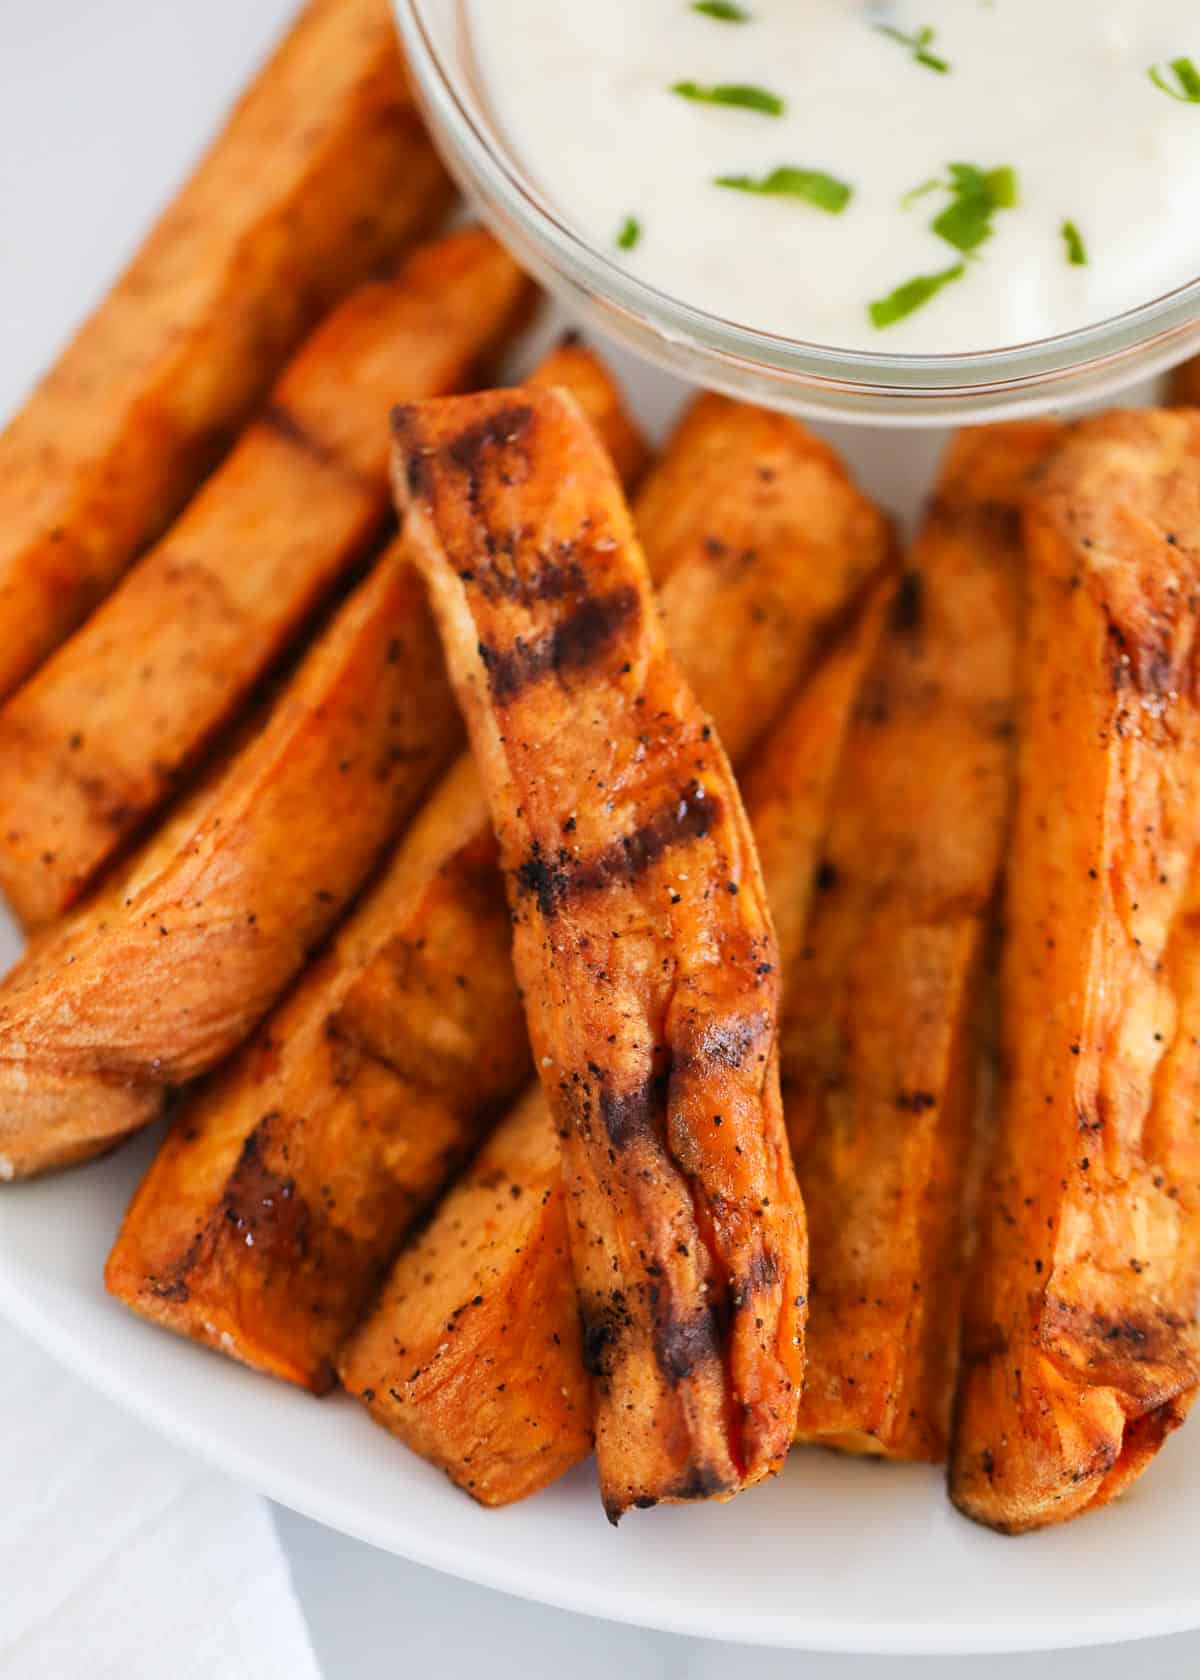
258, 402, 346, 476
147, 1230, 203, 1303
514, 783, 719, 919
680, 1013, 770, 1074
478, 586, 640, 704
514, 845, 569, 918
404, 447, 431, 501
669, 1461, 733, 1501
924, 492, 1022, 547
218, 1117, 313, 1267
892, 570, 924, 632
654, 1305, 724, 1384
1042, 1295, 1193, 1365
895, 1089, 938, 1113
445, 402, 534, 508
1105, 613, 1184, 702
599, 1069, 667, 1150
734, 1246, 780, 1310
575, 778, 713, 891
471, 538, 586, 606
580, 1289, 634, 1383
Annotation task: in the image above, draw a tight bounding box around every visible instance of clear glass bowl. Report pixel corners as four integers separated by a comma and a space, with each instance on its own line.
394, 0, 1200, 427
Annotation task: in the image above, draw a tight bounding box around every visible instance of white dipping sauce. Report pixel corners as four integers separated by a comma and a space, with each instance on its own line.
469, 0, 1200, 353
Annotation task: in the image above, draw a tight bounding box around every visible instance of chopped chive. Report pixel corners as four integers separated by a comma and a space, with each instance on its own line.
615, 215, 642, 251
715, 166, 852, 213
1061, 220, 1088, 266
985, 165, 1019, 209
929, 162, 1019, 254
671, 80, 785, 115
875, 23, 950, 73
869, 262, 966, 329
1149, 57, 1200, 102
691, 1, 752, 19
900, 176, 942, 209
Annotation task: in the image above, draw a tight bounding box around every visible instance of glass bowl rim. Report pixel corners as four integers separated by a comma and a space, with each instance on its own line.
395, 0, 1200, 396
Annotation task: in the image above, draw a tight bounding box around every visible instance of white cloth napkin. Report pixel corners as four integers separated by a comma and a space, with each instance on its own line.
0, 1314, 320, 1680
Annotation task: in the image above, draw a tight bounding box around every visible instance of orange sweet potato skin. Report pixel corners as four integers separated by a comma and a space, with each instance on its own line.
952, 411, 1200, 1531
393, 388, 806, 1520
0, 0, 451, 703
742, 572, 896, 985
339, 1089, 591, 1504
0, 230, 531, 928
782, 423, 1057, 1463
0, 539, 461, 1181
632, 394, 887, 763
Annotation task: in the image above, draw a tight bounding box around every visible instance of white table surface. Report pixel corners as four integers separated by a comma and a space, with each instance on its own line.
3, 0, 1200, 1671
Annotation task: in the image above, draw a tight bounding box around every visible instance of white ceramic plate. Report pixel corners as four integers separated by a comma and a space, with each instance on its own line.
1, 0, 1198, 1656
1, 1037, 1199, 1658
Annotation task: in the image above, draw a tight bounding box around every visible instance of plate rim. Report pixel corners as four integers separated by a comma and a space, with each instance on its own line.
3, 1248, 1200, 1657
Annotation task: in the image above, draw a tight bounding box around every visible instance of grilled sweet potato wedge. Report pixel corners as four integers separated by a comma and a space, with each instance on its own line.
106, 348, 645, 1387
391, 388, 807, 1519
341, 1087, 589, 1502
631, 393, 887, 762
0, 0, 451, 703
340, 569, 894, 1505
743, 572, 897, 983
784, 423, 1057, 1463
0, 540, 461, 1181
952, 410, 1200, 1532
0, 230, 531, 929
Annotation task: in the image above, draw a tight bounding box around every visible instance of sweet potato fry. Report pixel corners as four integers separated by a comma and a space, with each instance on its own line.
391, 388, 807, 1519
0, 230, 532, 929
105, 347, 645, 1389
631, 394, 886, 761
783, 423, 1057, 1463
0, 0, 452, 703
342, 1088, 590, 1503
0, 540, 461, 1182
952, 410, 1200, 1532
742, 572, 897, 984
340, 570, 895, 1505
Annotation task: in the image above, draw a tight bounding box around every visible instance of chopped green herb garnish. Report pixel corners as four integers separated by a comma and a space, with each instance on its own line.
928, 162, 1019, 254
875, 23, 950, 73
691, 1, 752, 20
869, 262, 966, 328
1149, 57, 1200, 102
1061, 219, 1087, 266
900, 176, 942, 209
715, 166, 852, 213
671, 80, 784, 115
985, 165, 1019, 209
615, 216, 642, 251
